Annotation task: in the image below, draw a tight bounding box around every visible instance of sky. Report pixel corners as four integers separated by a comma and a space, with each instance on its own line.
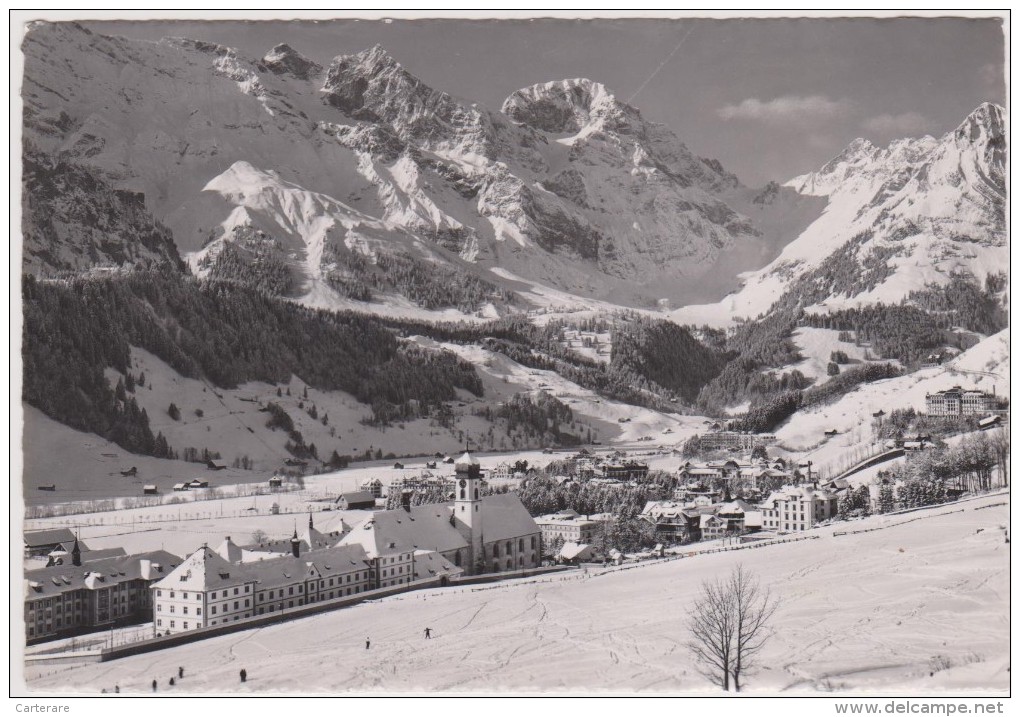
65, 16, 1006, 185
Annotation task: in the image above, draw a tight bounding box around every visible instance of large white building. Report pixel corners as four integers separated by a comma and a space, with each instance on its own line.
534, 510, 602, 545
760, 486, 837, 533
151, 540, 373, 636
925, 386, 998, 417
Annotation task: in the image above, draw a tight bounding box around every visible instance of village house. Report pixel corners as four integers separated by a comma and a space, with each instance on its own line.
488, 462, 513, 481
557, 542, 596, 565
601, 462, 649, 481
335, 490, 377, 510
535, 510, 602, 545
25, 541, 181, 642
760, 485, 838, 532
340, 453, 541, 576
359, 477, 385, 499
697, 431, 777, 452
639, 501, 691, 543
24, 528, 83, 559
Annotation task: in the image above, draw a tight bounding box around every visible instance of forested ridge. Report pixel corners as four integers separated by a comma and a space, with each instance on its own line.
22, 270, 483, 455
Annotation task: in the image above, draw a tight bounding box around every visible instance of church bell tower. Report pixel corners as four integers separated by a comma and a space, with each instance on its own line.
453, 450, 483, 572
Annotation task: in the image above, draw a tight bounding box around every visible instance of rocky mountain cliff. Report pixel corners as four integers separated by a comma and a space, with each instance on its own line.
21, 23, 775, 310
675, 103, 1007, 326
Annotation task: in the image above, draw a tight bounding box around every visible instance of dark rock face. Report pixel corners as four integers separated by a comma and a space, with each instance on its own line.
22, 146, 183, 273
263, 44, 322, 80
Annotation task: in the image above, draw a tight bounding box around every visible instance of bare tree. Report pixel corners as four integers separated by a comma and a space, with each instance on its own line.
250, 529, 268, 545
687, 573, 736, 690
729, 565, 778, 692
688, 564, 777, 692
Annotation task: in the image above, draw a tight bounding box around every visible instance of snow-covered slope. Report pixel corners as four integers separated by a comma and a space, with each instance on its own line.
777, 329, 1009, 454
23, 495, 1009, 693
22, 23, 770, 307
675, 104, 1007, 326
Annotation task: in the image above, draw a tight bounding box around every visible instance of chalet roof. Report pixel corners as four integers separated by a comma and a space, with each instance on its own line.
24, 528, 77, 548
25, 550, 181, 600
336, 490, 375, 505
559, 542, 594, 560
718, 500, 753, 515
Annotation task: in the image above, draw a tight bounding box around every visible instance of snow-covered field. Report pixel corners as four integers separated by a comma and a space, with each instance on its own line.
22, 493, 1009, 695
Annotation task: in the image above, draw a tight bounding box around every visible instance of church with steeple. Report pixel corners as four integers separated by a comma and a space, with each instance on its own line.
340, 451, 541, 576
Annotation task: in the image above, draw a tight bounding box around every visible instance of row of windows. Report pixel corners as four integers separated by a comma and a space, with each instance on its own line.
157, 585, 249, 600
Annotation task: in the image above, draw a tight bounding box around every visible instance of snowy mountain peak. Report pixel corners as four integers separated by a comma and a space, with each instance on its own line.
954, 102, 1004, 143
263, 43, 321, 79
501, 78, 639, 134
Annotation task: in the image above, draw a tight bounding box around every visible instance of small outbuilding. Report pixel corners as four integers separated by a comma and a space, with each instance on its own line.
335, 490, 376, 510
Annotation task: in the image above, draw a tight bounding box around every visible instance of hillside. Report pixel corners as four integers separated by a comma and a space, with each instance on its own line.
777, 329, 1008, 459
675, 104, 1007, 327
23, 495, 1010, 693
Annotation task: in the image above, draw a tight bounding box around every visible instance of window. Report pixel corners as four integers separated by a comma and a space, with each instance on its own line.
157, 619, 162, 627
269, 590, 274, 599
211, 591, 216, 599
170, 592, 175, 599
234, 601, 239, 610
244, 599, 250, 607
245, 586, 250, 593
183, 606, 188, 615
211, 606, 217, 615
234, 588, 239, 596
170, 605, 175, 613
157, 590, 162, 597
289, 587, 294, 596
197, 608, 202, 615
183, 592, 188, 599
170, 621, 176, 628
183, 622, 189, 630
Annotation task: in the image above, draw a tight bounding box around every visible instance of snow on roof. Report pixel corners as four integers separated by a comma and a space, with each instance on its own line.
337, 490, 375, 505
24, 528, 77, 548
25, 550, 181, 599
233, 544, 371, 589
341, 504, 466, 557
455, 452, 480, 471
412, 549, 464, 581
340, 494, 537, 558
559, 542, 594, 560
481, 493, 541, 542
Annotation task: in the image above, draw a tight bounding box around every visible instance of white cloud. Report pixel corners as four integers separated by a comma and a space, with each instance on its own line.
861, 111, 933, 136
717, 95, 850, 125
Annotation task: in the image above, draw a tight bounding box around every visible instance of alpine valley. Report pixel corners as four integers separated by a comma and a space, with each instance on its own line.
19, 22, 1008, 498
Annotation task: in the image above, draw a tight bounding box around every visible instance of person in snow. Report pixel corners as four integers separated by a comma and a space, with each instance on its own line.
114, 686, 120, 694
169, 677, 175, 687
424, 627, 432, 639
240, 668, 247, 683
178, 666, 184, 679
151, 679, 157, 692
366, 637, 371, 649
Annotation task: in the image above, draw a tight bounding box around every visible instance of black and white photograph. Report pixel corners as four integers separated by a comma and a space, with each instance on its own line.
11, 10, 1010, 704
